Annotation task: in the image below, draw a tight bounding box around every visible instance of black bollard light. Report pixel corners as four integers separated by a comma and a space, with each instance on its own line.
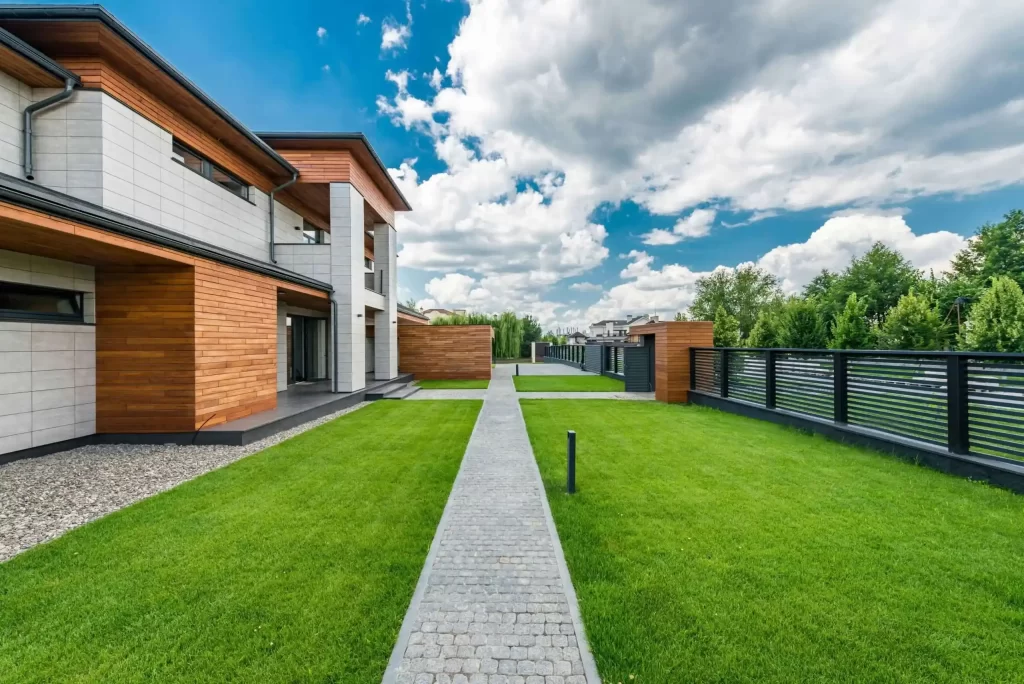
516, 363, 520, 376
567, 430, 576, 494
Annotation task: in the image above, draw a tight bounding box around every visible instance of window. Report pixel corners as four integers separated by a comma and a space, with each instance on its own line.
364, 257, 374, 271
171, 139, 250, 202
301, 219, 325, 244
0, 283, 83, 323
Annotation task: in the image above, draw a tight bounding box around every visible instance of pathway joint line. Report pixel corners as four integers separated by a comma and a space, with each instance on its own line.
382, 366, 601, 684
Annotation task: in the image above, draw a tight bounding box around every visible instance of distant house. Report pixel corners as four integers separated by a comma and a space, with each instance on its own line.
566, 331, 588, 346
588, 319, 630, 340
627, 314, 659, 331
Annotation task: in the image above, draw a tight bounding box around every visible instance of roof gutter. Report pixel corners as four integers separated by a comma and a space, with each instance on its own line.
23, 77, 76, 180
269, 172, 298, 264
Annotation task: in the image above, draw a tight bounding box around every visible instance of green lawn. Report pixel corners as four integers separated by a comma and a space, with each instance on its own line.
416, 378, 490, 389
0, 401, 482, 684
522, 400, 1024, 683
513, 374, 625, 392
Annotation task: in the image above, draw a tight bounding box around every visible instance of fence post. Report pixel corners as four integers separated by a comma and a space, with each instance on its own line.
765, 349, 776, 409
833, 351, 848, 424
689, 347, 696, 391
947, 354, 970, 454
720, 349, 730, 399
566, 430, 576, 494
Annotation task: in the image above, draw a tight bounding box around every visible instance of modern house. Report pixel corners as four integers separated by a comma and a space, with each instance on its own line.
0, 5, 421, 458
566, 331, 588, 345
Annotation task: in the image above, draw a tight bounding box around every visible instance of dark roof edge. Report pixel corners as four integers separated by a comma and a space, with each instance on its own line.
0, 5, 298, 178
397, 304, 428, 320
255, 132, 413, 211
0, 25, 80, 84
0, 173, 331, 293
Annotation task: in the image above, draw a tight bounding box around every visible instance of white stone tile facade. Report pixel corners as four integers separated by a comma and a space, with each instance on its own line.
0, 251, 96, 456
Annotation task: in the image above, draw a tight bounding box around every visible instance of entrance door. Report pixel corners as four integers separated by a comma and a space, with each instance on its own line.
289, 315, 328, 383
644, 334, 656, 392
365, 336, 375, 374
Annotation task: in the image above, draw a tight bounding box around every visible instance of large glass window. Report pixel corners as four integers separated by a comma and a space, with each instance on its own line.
301, 219, 325, 244
0, 283, 83, 323
172, 139, 250, 202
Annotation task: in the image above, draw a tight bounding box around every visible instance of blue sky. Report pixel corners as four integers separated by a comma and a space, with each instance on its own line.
37, 0, 1024, 330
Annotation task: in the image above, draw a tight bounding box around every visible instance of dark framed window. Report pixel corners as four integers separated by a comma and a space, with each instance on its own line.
364, 257, 374, 270
171, 139, 250, 202
301, 219, 325, 244
0, 283, 84, 323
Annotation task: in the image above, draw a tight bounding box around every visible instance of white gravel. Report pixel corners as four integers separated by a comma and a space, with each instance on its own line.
0, 402, 369, 563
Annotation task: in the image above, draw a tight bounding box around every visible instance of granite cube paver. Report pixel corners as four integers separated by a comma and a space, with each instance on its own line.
385, 367, 598, 683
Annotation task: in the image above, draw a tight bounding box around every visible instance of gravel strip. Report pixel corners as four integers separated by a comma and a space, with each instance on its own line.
0, 402, 370, 563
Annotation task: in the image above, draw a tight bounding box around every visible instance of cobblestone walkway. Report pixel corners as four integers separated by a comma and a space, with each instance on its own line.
383, 366, 599, 684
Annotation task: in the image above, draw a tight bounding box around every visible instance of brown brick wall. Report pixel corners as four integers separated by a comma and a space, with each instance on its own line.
398, 325, 492, 380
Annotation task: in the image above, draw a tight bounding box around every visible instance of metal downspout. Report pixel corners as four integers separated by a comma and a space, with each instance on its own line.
23, 78, 76, 181
330, 294, 339, 393
268, 172, 298, 263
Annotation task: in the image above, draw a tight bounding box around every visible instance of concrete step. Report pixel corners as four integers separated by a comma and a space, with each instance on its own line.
366, 382, 408, 400
385, 385, 420, 400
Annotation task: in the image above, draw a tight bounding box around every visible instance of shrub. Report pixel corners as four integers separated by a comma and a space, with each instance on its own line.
961, 276, 1024, 352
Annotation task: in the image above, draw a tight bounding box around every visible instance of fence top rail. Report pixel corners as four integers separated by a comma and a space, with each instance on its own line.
691, 347, 1024, 361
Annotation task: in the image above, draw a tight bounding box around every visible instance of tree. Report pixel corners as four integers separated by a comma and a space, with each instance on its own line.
746, 306, 783, 348
690, 265, 782, 339
951, 210, 1024, 292
519, 315, 542, 358
673, 310, 690, 321
778, 298, 828, 349
961, 276, 1024, 352
825, 243, 922, 325
829, 293, 873, 349
493, 311, 524, 359
713, 305, 741, 347
401, 298, 420, 311
803, 269, 838, 301
875, 291, 946, 350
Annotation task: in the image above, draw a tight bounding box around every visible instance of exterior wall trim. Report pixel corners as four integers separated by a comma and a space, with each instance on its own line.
0, 172, 331, 294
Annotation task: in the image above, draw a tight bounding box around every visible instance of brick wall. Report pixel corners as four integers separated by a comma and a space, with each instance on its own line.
398, 325, 492, 380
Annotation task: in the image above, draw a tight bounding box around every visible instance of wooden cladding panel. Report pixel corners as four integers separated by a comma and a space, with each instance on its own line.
0, 43, 63, 86
276, 150, 396, 226
398, 325, 492, 380
96, 266, 196, 433
193, 261, 278, 428
633, 321, 714, 403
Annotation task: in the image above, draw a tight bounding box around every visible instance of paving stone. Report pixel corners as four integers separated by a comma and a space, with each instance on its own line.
387, 368, 595, 683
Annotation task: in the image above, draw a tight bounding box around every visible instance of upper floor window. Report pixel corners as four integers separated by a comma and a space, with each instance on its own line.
171, 139, 250, 202
0, 283, 84, 324
301, 219, 325, 244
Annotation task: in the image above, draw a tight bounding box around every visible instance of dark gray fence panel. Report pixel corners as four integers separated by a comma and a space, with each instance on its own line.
584, 345, 602, 373
624, 346, 651, 392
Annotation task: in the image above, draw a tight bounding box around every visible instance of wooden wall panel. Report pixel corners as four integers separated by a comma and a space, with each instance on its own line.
398, 325, 492, 380
0, 43, 63, 86
96, 266, 196, 433
632, 321, 714, 403
276, 149, 396, 226
193, 261, 278, 428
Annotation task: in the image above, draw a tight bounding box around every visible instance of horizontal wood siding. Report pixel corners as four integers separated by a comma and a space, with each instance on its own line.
632, 322, 714, 403
96, 266, 196, 432
0, 43, 63, 86
398, 325, 492, 380
276, 149, 396, 226
194, 261, 278, 428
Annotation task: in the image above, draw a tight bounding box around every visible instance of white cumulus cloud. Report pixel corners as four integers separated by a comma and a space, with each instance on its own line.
641, 209, 716, 245
381, 1, 413, 52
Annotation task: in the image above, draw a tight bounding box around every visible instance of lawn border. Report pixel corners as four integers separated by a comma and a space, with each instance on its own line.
381, 399, 485, 684
689, 391, 1024, 494
518, 399, 602, 684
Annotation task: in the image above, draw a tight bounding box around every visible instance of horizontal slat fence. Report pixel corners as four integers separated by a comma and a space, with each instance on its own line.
690, 347, 1024, 463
